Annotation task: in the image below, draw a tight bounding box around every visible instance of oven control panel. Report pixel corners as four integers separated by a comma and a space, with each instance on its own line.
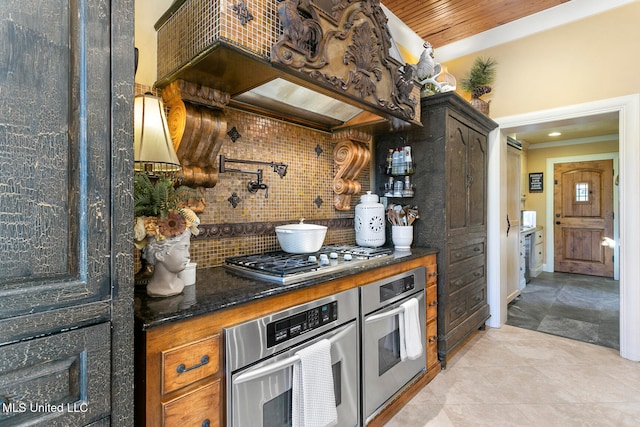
267, 301, 338, 347
379, 274, 415, 303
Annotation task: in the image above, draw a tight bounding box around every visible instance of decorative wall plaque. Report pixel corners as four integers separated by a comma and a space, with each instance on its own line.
529, 172, 543, 192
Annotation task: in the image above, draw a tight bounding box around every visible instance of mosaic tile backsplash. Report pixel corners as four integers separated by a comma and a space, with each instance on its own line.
134, 87, 372, 271
191, 107, 371, 268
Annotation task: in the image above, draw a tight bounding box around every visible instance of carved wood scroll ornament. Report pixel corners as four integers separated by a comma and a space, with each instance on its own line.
333, 130, 371, 211
162, 80, 230, 188
271, 0, 418, 123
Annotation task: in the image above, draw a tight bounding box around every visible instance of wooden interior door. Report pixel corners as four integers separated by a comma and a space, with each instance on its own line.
553, 160, 614, 277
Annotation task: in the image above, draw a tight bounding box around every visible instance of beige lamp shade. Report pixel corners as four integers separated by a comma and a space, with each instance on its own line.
134, 93, 181, 175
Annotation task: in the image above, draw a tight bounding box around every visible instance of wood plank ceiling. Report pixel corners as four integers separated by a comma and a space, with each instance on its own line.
383, 0, 570, 48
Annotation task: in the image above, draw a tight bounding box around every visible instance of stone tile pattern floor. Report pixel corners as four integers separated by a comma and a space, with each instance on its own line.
385, 325, 640, 426
506, 272, 619, 349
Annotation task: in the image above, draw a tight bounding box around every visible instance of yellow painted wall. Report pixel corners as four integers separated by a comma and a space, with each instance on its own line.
135, 0, 174, 87
445, 2, 640, 119
442, 3, 635, 263
524, 140, 619, 230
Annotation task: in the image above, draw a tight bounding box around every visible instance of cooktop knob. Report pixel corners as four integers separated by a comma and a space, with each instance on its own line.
307, 255, 317, 263
343, 254, 353, 261
319, 254, 329, 265
329, 252, 338, 259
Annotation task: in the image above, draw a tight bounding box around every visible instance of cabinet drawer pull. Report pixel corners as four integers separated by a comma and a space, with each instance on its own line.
428, 336, 438, 343
428, 300, 438, 307
473, 295, 482, 302
473, 246, 481, 252
177, 355, 210, 374
428, 272, 438, 278
454, 307, 464, 315
202, 419, 210, 427
473, 271, 482, 277
453, 280, 463, 287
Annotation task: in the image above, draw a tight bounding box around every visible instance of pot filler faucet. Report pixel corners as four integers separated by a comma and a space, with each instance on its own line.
219, 155, 288, 198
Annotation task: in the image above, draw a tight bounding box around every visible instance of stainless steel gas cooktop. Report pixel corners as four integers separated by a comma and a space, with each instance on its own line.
224, 245, 393, 284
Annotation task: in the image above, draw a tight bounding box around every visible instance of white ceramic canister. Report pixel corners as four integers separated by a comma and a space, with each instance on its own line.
355, 191, 386, 247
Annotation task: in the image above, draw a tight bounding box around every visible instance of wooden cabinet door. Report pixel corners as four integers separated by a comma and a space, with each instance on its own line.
446, 116, 469, 236
467, 127, 487, 231
446, 116, 487, 238
0, 0, 112, 326
0, 1, 132, 424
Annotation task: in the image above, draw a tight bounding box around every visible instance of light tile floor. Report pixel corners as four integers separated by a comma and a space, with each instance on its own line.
385, 325, 640, 426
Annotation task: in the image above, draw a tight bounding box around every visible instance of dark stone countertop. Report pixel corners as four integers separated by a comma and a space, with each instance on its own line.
135, 247, 438, 331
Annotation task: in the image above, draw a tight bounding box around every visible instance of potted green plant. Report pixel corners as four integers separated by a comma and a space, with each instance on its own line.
133, 173, 201, 250
460, 57, 497, 115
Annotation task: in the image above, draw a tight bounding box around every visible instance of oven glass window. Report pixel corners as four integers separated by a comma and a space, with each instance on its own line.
332, 361, 342, 406
261, 361, 342, 426
378, 328, 401, 375
263, 389, 291, 427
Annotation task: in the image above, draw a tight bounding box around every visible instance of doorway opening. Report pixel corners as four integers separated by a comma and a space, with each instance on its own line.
508, 136, 619, 349
490, 94, 640, 361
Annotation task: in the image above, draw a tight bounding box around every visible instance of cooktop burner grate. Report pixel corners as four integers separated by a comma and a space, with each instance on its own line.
224, 245, 394, 284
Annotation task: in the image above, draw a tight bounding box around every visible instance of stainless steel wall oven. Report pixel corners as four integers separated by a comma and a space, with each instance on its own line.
360, 267, 426, 424
225, 288, 359, 427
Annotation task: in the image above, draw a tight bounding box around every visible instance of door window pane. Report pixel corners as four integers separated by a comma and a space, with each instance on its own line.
576, 183, 589, 202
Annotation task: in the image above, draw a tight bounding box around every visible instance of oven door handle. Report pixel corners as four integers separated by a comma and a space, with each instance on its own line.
232, 322, 355, 385
365, 291, 424, 324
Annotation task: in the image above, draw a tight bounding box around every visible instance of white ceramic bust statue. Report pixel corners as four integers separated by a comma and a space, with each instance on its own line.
143, 229, 191, 297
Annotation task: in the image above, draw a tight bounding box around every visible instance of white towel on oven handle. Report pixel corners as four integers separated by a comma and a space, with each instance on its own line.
399, 297, 423, 361
292, 338, 338, 427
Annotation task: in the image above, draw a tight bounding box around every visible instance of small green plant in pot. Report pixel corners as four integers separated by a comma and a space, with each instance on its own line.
460, 57, 497, 114
133, 173, 201, 249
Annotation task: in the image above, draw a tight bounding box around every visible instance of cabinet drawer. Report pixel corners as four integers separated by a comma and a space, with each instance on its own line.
447, 264, 484, 295
535, 230, 544, 245
467, 285, 486, 313
449, 241, 485, 265
444, 285, 486, 330
426, 284, 437, 322
425, 263, 438, 284
163, 335, 220, 394
446, 297, 468, 329
163, 381, 220, 427
534, 243, 544, 267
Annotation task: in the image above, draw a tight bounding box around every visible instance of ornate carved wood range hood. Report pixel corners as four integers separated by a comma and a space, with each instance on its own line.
155, 0, 421, 132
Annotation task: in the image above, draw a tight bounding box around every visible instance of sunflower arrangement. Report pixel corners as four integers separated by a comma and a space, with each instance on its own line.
133, 174, 200, 249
